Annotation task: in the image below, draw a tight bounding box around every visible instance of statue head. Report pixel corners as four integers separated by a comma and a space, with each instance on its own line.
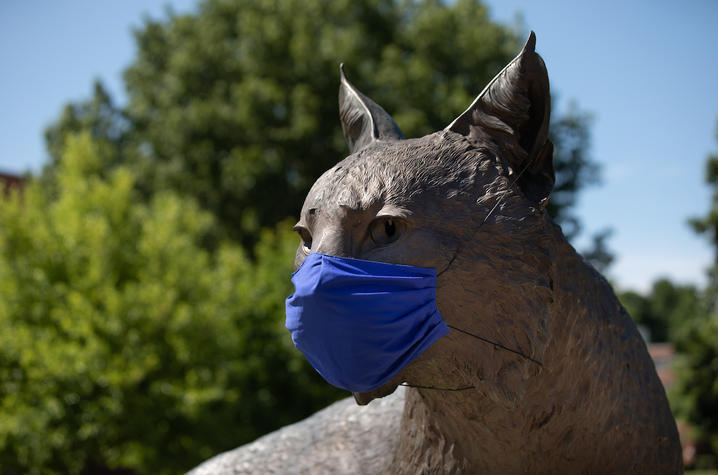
293, 32, 557, 405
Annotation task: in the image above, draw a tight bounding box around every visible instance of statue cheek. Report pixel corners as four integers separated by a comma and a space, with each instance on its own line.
363, 228, 456, 270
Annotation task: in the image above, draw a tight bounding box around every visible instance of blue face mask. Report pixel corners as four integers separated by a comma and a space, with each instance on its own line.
285, 252, 450, 393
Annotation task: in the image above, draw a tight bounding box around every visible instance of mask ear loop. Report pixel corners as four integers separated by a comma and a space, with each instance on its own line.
403, 161, 546, 392
437, 149, 537, 278
446, 325, 543, 366
399, 382, 475, 391
428, 152, 545, 383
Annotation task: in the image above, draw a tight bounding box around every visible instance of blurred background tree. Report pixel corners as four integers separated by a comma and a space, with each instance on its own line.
7, 0, 606, 473
0, 133, 341, 474
618, 279, 703, 343
691, 120, 718, 306
43, 0, 600, 252
667, 119, 718, 469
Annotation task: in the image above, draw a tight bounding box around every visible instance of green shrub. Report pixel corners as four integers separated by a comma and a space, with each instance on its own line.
0, 133, 341, 474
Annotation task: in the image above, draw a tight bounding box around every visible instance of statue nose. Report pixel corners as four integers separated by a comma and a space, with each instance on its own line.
313, 228, 354, 258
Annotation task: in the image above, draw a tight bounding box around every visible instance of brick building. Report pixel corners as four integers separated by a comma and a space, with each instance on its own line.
0, 171, 24, 197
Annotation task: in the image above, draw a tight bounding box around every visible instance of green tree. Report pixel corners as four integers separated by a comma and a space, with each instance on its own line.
671, 315, 718, 469
0, 133, 341, 474
618, 278, 703, 343
690, 121, 718, 244
580, 227, 614, 273
691, 120, 718, 305
44, 81, 128, 172
29, 1, 608, 471
671, 118, 718, 468
44, 0, 601, 250
547, 102, 598, 240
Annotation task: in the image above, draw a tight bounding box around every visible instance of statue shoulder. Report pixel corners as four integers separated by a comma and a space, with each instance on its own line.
189, 387, 406, 475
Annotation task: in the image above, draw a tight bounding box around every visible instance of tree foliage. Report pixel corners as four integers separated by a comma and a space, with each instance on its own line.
44, 0, 600, 249
27, 0, 606, 472
618, 278, 703, 343
0, 134, 341, 474
580, 227, 614, 274
690, 122, 718, 244
669, 118, 718, 468
671, 315, 718, 468
547, 102, 598, 240
691, 121, 718, 305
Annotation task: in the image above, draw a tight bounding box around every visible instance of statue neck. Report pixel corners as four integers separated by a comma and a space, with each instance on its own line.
390, 232, 680, 473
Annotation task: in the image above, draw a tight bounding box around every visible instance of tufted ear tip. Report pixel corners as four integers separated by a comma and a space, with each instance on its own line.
523, 31, 536, 54
338, 64, 404, 154
445, 30, 553, 205
339, 63, 347, 80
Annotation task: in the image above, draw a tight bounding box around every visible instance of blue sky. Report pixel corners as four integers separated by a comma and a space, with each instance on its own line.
1, 0, 716, 293
485, 0, 717, 293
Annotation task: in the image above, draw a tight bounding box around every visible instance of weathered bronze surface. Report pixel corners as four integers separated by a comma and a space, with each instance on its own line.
192, 32, 682, 474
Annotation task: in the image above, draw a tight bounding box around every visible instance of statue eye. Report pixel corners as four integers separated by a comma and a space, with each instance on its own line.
385, 219, 396, 237
369, 218, 404, 246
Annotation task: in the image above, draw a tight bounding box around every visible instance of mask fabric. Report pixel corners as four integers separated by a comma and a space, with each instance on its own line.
285, 252, 450, 392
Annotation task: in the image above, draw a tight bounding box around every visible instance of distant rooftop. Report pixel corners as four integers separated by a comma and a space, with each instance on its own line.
648, 343, 675, 389
0, 171, 24, 197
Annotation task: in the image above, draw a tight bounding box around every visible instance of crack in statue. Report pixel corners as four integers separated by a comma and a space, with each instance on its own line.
192, 32, 682, 474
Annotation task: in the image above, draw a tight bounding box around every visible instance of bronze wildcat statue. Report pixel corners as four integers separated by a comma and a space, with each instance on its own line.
192, 32, 682, 474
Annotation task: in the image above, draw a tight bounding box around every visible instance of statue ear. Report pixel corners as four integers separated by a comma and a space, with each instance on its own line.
339, 64, 404, 154
446, 32, 554, 206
